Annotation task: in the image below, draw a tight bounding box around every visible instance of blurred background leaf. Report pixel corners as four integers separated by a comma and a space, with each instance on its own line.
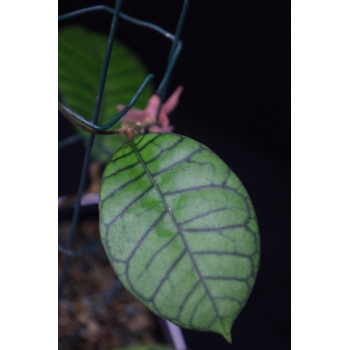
58, 25, 154, 162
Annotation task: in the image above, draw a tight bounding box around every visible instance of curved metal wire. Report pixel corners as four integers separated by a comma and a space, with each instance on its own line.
156, 0, 189, 120
58, 0, 123, 309
58, 241, 102, 257
58, 2, 190, 343
59, 5, 176, 40
58, 2, 184, 132
58, 2, 190, 349
58, 73, 154, 132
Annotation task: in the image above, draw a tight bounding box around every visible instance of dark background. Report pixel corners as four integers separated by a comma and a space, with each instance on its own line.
59, 0, 290, 349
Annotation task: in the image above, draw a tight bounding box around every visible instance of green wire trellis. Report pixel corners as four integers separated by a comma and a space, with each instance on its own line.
58, 0, 190, 335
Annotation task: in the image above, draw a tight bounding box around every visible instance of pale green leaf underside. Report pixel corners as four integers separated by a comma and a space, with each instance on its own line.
99, 134, 260, 342
58, 25, 153, 162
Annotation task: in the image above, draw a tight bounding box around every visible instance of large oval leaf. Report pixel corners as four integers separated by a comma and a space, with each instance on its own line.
99, 133, 260, 342
58, 25, 153, 162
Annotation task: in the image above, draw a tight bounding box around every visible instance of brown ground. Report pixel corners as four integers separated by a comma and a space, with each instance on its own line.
58, 217, 163, 350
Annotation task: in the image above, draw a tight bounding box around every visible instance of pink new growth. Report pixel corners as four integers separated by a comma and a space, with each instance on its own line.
116, 86, 184, 132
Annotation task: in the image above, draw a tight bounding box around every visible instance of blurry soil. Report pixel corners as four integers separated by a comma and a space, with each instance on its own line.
58, 213, 163, 350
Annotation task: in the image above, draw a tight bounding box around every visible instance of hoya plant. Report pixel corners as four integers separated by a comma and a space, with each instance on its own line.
59, 3, 260, 345
98, 132, 260, 342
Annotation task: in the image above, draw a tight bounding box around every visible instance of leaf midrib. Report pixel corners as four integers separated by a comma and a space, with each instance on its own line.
130, 138, 223, 329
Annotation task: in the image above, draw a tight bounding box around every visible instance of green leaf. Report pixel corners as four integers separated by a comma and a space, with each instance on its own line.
99, 133, 260, 342
58, 25, 153, 162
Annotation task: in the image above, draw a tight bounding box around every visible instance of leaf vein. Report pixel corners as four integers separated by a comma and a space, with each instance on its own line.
99, 171, 146, 211
130, 137, 226, 329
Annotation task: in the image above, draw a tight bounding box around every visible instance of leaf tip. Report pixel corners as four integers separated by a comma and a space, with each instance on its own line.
221, 330, 232, 344
216, 318, 233, 343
